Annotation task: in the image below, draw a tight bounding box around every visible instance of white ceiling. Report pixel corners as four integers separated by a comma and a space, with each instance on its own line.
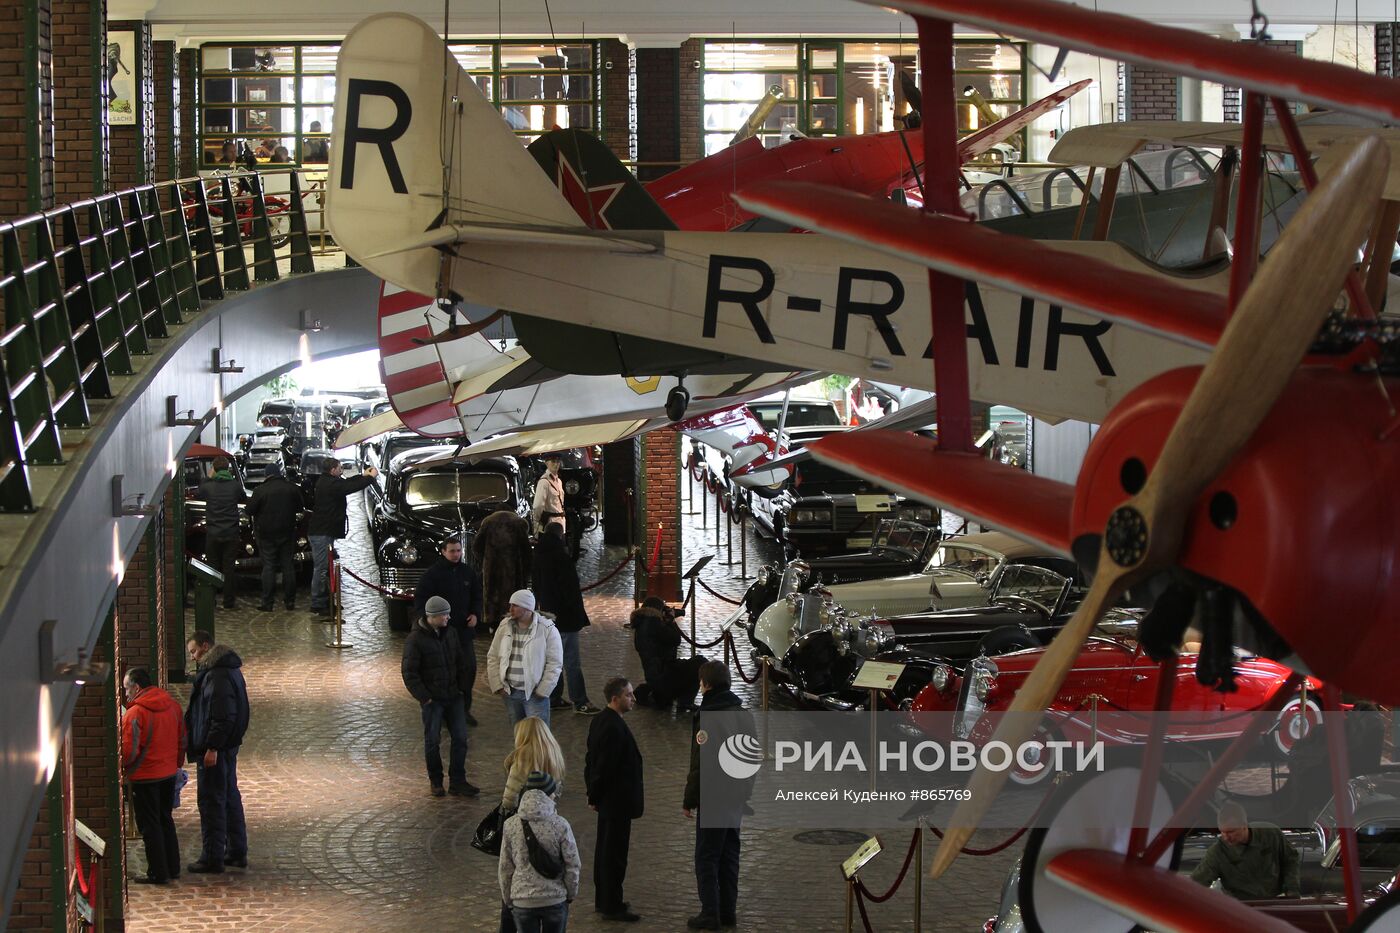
116, 0, 1400, 46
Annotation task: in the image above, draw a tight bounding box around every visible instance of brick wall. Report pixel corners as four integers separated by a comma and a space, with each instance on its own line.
599, 39, 631, 162
1223, 40, 1299, 121
635, 48, 678, 182
1381, 24, 1399, 77
0, 0, 54, 218
71, 613, 125, 927
1123, 63, 1177, 121
635, 426, 681, 602
8, 784, 57, 930
178, 48, 196, 177
678, 39, 702, 167
152, 41, 177, 181
52, 0, 105, 204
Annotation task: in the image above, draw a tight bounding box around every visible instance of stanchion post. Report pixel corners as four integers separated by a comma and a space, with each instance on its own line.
700, 474, 707, 529
687, 575, 698, 658
740, 511, 749, 579
725, 503, 734, 565
845, 877, 855, 933
326, 546, 354, 650
761, 655, 771, 760
914, 821, 923, 932
869, 687, 879, 794
714, 488, 722, 550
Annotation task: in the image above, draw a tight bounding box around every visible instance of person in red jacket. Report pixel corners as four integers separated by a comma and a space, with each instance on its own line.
121, 667, 187, 884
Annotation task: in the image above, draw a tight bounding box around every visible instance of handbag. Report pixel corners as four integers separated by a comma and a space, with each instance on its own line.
471, 804, 504, 856
521, 819, 564, 880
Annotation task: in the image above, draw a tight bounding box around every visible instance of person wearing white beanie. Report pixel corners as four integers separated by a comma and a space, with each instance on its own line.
487, 588, 563, 726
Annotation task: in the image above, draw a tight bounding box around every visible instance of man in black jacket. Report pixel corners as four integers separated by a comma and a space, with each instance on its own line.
184, 630, 251, 873
535, 522, 600, 715
245, 461, 304, 611
683, 661, 754, 931
308, 457, 377, 617
585, 677, 643, 923
402, 595, 478, 797
197, 456, 245, 609
413, 536, 483, 725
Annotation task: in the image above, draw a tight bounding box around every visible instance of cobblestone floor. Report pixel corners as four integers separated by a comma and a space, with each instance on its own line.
126, 483, 1018, 932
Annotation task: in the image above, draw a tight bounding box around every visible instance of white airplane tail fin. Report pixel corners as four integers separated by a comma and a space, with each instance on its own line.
326, 13, 581, 295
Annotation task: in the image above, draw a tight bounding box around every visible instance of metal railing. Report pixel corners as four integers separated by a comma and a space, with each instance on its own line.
0, 168, 333, 514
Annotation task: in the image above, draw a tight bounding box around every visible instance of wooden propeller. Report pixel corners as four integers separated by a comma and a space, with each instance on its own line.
928, 135, 1389, 878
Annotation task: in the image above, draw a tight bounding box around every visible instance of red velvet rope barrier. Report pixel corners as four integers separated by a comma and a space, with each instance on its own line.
724, 631, 762, 684
924, 773, 1060, 856
697, 577, 745, 606
676, 626, 727, 650
646, 525, 663, 574
339, 562, 415, 600
855, 827, 922, 902
579, 550, 635, 593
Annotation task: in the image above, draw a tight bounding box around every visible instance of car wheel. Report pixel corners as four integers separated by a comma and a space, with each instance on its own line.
386, 599, 413, 633
1018, 763, 1184, 933
977, 624, 1042, 657
1007, 724, 1062, 787
1273, 694, 1323, 757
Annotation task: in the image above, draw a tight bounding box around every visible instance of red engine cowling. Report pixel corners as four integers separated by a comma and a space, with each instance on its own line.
1071, 365, 1400, 704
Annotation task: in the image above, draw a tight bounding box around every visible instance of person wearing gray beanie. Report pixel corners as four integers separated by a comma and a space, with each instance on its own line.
487, 589, 563, 726
402, 592, 477, 797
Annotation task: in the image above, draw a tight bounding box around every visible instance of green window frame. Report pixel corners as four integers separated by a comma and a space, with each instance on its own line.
196, 40, 602, 169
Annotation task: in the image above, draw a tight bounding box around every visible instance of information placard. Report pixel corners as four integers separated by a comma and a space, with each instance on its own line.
851, 660, 906, 690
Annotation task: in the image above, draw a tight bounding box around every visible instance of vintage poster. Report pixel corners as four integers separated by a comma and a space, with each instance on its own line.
107, 30, 137, 126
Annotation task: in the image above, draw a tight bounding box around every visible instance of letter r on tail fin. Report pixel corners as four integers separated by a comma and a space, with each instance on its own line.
326, 13, 581, 295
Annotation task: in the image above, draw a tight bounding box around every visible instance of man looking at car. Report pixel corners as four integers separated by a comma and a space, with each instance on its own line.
197, 456, 244, 610
308, 457, 377, 617
246, 460, 304, 611
530, 453, 566, 535
414, 536, 483, 726
1190, 801, 1300, 899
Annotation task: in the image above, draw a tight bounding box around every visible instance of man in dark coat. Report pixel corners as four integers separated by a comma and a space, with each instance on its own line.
402, 595, 478, 797
184, 630, 251, 873
197, 456, 245, 609
585, 677, 644, 923
308, 457, 377, 617
414, 536, 484, 725
472, 509, 531, 633
245, 460, 304, 611
683, 661, 755, 931
535, 522, 600, 714
632, 598, 703, 710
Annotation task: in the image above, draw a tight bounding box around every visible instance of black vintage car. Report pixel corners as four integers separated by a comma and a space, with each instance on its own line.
183, 444, 311, 578
777, 563, 1092, 710
359, 429, 453, 477
749, 426, 938, 557
368, 445, 531, 631
522, 447, 601, 559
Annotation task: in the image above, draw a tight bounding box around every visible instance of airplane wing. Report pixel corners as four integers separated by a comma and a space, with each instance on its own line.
410, 419, 660, 468
858, 0, 1400, 124
332, 408, 405, 450
956, 79, 1092, 163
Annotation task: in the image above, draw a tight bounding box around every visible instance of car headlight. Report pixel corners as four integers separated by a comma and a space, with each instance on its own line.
791, 508, 830, 524
931, 664, 951, 692
564, 479, 581, 495
900, 505, 936, 522
297, 537, 308, 547
973, 666, 998, 701
244, 543, 255, 555
395, 543, 420, 565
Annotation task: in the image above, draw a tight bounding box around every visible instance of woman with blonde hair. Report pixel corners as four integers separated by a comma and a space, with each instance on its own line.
502, 716, 565, 813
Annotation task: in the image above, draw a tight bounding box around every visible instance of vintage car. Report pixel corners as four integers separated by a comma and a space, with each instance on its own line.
367, 445, 531, 631
360, 429, 453, 478
771, 562, 1099, 710
748, 530, 1077, 662
238, 425, 296, 485
911, 615, 1328, 780
694, 396, 842, 493
749, 425, 937, 557
522, 447, 601, 558
183, 443, 311, 578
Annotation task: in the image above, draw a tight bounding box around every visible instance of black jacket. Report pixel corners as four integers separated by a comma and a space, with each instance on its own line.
532, 532, 589, 633
632, 606, 680, 686
308, 472, 374, 537
185, 645, 250, 757
683, 688, 754, 816
402, 618, 473, 703
585, 707, 644, 819
413, 557, 484, 632
197, 474, 244, 540
245, 476, 303, 541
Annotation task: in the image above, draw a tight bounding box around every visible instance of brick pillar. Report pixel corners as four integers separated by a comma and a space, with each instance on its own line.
52, 0, 105, 203
634, 47, 679, 182
107, 19, 151, 188
151, 39, 176, 181
677, 39, 702, 167
177, 48, 196, 176
70, 611, 125, 929
0, 0, 55, 218
599, 39, 631, 163
1379, 24, 1399, 76
1122, 63, 1178, 121
635, 427, 681, 603
163, 482, 186, 683
1223, 39, 1300, 120
8, 775, 62, 930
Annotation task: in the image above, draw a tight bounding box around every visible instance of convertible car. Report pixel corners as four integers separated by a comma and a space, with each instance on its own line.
748, 529, 1079, 664
769, 562, 1101, 710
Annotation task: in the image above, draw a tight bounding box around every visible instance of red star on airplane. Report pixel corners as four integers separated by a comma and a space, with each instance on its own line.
555, 157, 624, 230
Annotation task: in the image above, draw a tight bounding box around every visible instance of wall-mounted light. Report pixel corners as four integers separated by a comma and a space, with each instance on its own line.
111, 474, 157, 517
167, 395, 203, 427
211, 348, 244, 374
38, 620, 112, 686
300, 309, 325, 332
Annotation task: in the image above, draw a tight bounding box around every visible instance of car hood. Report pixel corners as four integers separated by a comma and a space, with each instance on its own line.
827, 571, 987, 610
803, 550, 917, 579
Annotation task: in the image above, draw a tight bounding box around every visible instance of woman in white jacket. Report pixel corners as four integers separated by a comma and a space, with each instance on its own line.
488, 590, 564, 726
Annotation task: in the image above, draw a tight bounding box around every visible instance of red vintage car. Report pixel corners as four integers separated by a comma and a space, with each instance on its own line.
910, 615, 1326, 784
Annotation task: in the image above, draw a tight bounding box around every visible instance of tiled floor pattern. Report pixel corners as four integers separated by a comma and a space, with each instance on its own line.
126, 487, 1018, 931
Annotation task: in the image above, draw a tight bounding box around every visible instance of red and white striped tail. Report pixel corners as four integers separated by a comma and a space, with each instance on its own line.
377, 281, 466, 438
